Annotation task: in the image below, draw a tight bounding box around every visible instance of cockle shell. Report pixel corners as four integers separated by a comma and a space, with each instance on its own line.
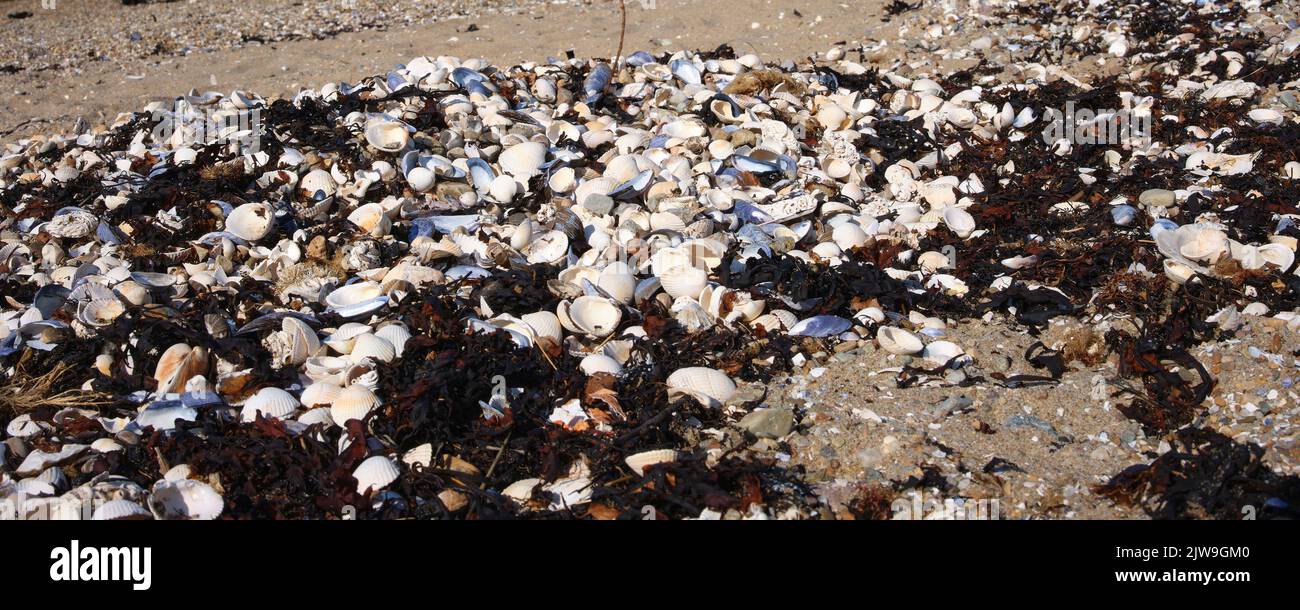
330, 384, 382, 426
353, 455, 401, 494
240, 387, 300, 422
580, 353, 623, 376
499, 141, 547, 178
665, 367, 736, 408
560, 296, 622, 338
93, 499, 152, 521
301, 381, 343, 408
350, 332, 397, 364
657, 265, 708, 299
364, 121, 410, 153
374, 324, 411, 357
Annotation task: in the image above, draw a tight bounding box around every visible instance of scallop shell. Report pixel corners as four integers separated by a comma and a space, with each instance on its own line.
876, 326, 924, 355
225, 202, 274, 242
624, 449, 679, 473
77, 297, 125, 327
148, 479, 224, 520
330, 385, 381, 426
324, 323, 372, 354
522, 311, 564, 343
353, 455, 401, 494
665, 367, 736, 408
240, 387, 300, 422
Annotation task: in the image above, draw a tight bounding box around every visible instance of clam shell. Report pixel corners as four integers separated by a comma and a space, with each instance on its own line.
920, 340, 965, 367
666, 367, 736, 408
522, 311, 563, 343
876, 327, 924, 355
225, 202, 274, 242
148, 479, 224, 520
364, 121, 410, 153
324, 322, 373, 354
353, 455, 401, 494
154, 344, 208, 395
241, 387, 300, 422
942, 207, 976, 238
374, 324, 412, 357
563, 296, 622, 338
499, 141, 547, 178
625, 449, 679, 473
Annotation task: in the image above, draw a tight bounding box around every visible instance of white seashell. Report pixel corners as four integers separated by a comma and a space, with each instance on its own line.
301, 381, 343, 408
297, 407, 334, 426
876, 326, 924, 355
942, 207, 976, 238
489, 175, 519, 202
149, 479, 223, 520
402, 443, 435, 469
625, 449, 679, 473
353, 455, 401, 494
1257, 243, 1295, 270
498, 141, 547, 178
526, 230, 569, 264
658, 265, 708, 299
325, 281, 384, 309
91, 438, 124, 453
597, 265, 636, 304
580, 353, 623, 376
503, 478, 541, 502
522, 311, 564, 343
324, 323, 372, 354
330, 385, 381, 426
406, 166, 435, 192
1178, 226, 1229, 263
917, 251, 950, 273
364, 121, 410, 153
374, 324, 412, 357
93, 499, 152, 521
563, 296, 622, 338
1163, 259, 1197, 285
225, 202, 274, 242
241, 387, 300, 421
831, 223, 869, 250
666, 367, 736, 408
921, 340, 965, 367
347, 203, 392, 237
350, 333, 397, 364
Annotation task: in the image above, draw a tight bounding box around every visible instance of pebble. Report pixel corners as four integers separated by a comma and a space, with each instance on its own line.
1138, 188, 1176, 208
738, 407, 796, 439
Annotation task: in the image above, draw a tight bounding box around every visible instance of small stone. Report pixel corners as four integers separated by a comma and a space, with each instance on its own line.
944, 369, 968, 385
1138, 188, 1176, 208
929, 395, 973, 417
738, 407, 795, 439
988, 353, 1013, 373
581, 193, 615, 215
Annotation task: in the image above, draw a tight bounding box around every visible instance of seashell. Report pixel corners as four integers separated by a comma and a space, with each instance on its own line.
297, 407, 334, 427
240, 387, 300, 422
876, 327, 924, 355
148, 479, 223, 520
666, 367, 736, 408
364, 120, 410, 153
657, 265, 708, 299
93, 499, 152, 521
324, 323, 372, 354
917, 251, 950, 273
374, 324, 412, 357
498, 141, 547, 178
301, 381, 343, 408
597, 264, 636, 304
562, 296, 622, 338
489, 174, 519, 202
325, 281, 386, 316
225, 202, 274, 242
1257, 243, 1295, 270
154, 344, 208, 395
526, 230, 569, 264
580, 353, 623, 376
832, 223, 869, 250
91, 438, 124, 453
402, 443, 436, 469
1111, 205, 1138, 226
1163, 259, 1197, 285
1178, 226, 1229, 263
942, 206, 976, 238
625, 449, 679, 473
350, 332, 397, 364
522, 311, 564, 343
503, 478, 541, 502
353, 455, 401, 494
920, 340, 965, 367
271, 316, 320, 367
77, 297, 125, 327
347, 203, 392, 237
330, 385, 382, 426
789, 315, 852, 337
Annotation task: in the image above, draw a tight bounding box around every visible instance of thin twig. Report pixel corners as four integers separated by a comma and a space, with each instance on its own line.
613, 0, 628, 70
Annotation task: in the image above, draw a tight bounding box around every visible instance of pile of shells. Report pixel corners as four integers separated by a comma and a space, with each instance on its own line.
2, 0, 1299, 519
